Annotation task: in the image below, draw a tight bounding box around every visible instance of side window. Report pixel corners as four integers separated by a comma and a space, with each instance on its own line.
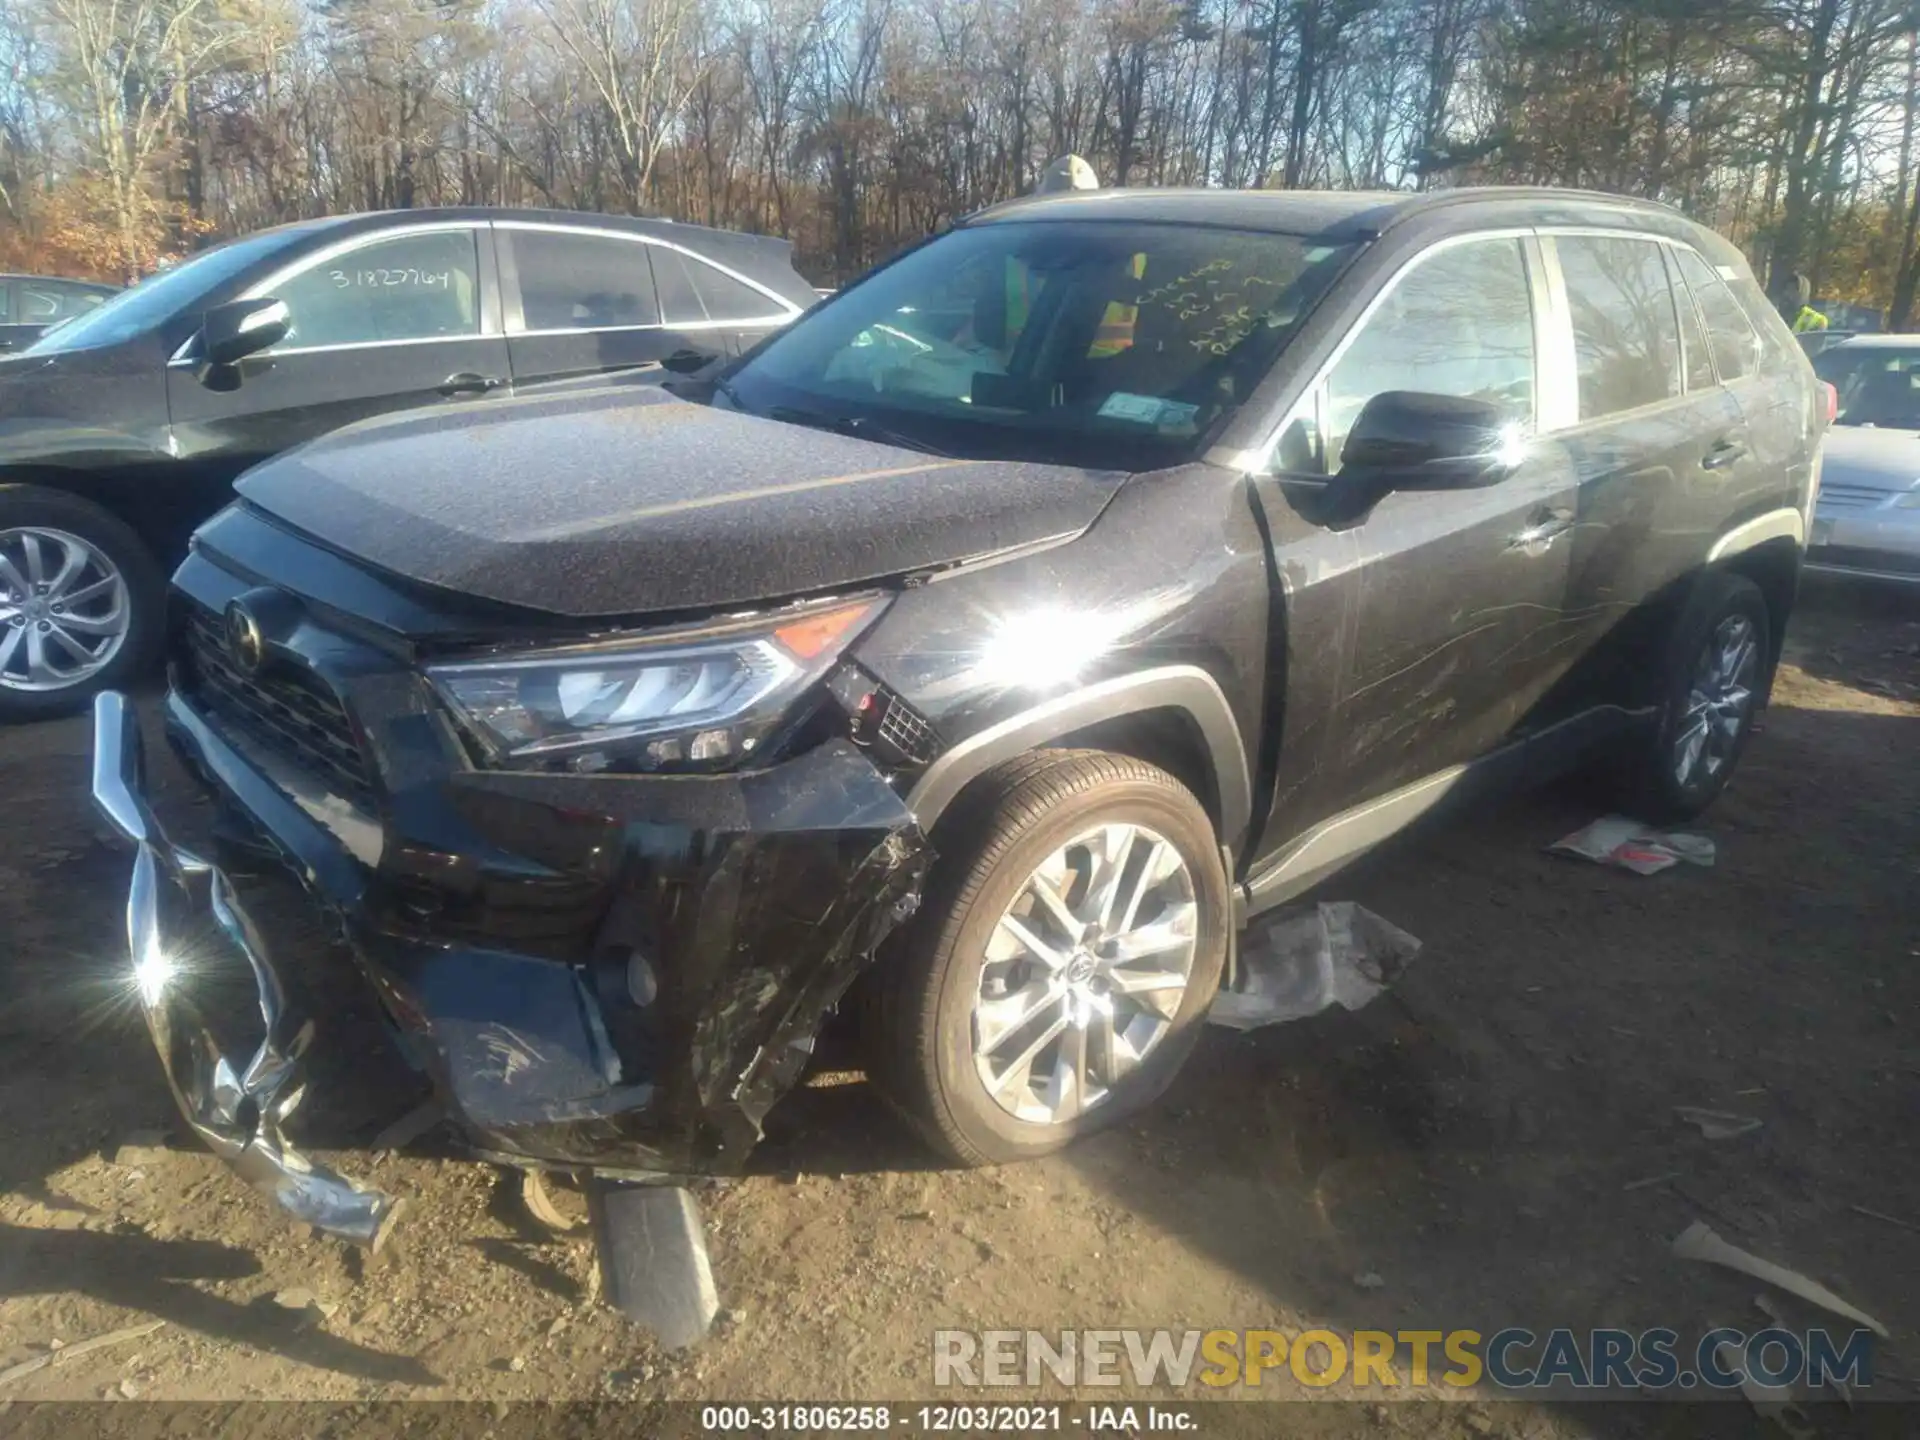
0, 285, 10, 323
22, 284, 63, 322
1675, 247, 1763, 382
1318, 237, 1536, 473
62, 285, 109, 318
1554, 235, 1682, 419
652, 248, 781, 325
1668, 249, 1716, 391
510, 231, 659, 332
270, 230, 481, 350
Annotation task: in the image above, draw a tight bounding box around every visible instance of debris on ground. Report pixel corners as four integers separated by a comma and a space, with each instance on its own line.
1850, 1204, 1916, 1233
1550, 816, 1716, 875
1622, 1172, 1681, 1192
271, 1288, 339, 1327
1674, 1106, 1764, 1140
370, 1099, 446, 1159
1672, 1221, 1889, 1337
1713, 1338, 1814, 1440
1353, 1271, 1386, 1290
0, 1321, 166, 1389
519, 1168, 589, 1236
1209, 902, 1421, 1030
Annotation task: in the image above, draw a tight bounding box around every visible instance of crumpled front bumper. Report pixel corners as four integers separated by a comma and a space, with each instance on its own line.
91, 691, 402, 1247
95, 646, 932, 1241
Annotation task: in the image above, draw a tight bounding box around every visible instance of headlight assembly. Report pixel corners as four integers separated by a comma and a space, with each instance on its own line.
427, 598, 881, 772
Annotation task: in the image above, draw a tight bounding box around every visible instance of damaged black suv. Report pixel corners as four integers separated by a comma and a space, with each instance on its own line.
93, 187, 1822, 1338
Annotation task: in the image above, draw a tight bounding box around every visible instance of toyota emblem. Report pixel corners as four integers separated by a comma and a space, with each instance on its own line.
224, 599, 265, 673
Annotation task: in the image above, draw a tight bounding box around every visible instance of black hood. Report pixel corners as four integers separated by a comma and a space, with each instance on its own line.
236, 386, 1123, 618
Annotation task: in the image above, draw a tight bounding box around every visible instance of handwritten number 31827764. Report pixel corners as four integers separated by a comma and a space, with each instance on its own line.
329, 268, 452, 289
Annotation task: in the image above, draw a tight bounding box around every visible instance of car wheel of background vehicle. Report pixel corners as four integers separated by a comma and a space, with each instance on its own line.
863, 750, 1229, 1167
0, 485, 165, 722
1618, 569, 1771, 825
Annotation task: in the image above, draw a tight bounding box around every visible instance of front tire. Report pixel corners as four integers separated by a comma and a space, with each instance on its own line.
865, 750, 1229, 1167
1621, 569, 1771, 824
0, 485, 164, 723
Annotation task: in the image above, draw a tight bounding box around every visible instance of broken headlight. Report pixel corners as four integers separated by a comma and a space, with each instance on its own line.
427, 599, 882, 772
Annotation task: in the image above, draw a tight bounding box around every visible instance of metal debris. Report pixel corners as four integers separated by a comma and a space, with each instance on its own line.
0, 1321, 166, 1390
1209, 902, 1421, 1030
1550, 816, 1716, 875
1674, 1106, 1763, 1140
1672, 1221, 1889, 1337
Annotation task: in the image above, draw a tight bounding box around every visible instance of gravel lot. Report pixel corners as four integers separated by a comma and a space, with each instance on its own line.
2, 579, 1916, 1438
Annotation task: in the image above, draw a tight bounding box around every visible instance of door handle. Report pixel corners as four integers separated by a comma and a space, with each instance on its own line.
439, 372, 504, 397
1701, 438, 1747, 471
1506, 507, 1574, 554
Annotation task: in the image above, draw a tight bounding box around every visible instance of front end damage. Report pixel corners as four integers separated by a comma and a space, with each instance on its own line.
92, 692, 401, 1248
90, 657, 928, 1340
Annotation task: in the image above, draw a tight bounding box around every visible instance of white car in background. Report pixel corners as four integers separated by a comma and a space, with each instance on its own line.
1809, 335, 1920, 584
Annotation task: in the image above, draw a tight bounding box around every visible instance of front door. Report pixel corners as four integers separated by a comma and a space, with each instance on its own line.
1254, 232, 1578, 857
167, 225, 510, 481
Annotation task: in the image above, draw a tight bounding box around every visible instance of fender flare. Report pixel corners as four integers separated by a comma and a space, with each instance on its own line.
1706, 507, 1805, 563
904, 665, 1253, 849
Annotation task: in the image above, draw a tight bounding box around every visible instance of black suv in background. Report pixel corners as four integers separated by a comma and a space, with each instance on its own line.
0, 208, 816, 718
93, 187, 1821, 1337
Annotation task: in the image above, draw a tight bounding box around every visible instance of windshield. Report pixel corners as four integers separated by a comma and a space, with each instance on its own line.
1813, 344, 1920, 429
727, 220, 1356, 470
25, 229, 299, 355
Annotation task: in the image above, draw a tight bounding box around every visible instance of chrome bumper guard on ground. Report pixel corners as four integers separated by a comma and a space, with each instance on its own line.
90, 691, 402, 1249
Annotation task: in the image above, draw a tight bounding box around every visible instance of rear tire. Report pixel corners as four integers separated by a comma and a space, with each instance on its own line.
0, 485, 164, 723
1616, 569, 1771, 825
864, 750, 1228, 1167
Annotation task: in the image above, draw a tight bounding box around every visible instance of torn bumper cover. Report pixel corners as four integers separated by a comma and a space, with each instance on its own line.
91, 691, 400, 1246
93, 671, 929, 1221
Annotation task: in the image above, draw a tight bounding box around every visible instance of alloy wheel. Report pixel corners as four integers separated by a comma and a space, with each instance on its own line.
0, 527, 131, 692
1672, 613, 1758, 789
971, 822, 1199, 1126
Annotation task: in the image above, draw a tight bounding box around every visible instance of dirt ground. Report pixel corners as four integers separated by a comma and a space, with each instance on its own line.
1, 578, 1916, 1435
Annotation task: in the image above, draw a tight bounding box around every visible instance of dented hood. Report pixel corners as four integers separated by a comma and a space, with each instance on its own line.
236, 385, 1122, 618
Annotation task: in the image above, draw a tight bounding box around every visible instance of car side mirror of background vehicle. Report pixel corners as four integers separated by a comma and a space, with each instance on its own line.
1339, 390, 1521, 490
196, 297, 290, 388
661, 346, 722, 375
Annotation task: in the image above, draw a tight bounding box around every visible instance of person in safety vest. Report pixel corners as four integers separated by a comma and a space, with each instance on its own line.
1793, 302, 1829, 333
1024, 156, 1143, 358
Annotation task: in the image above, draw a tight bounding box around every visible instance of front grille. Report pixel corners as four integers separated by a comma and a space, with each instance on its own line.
1817, 483, 1894, 509
182, 604, 375, 805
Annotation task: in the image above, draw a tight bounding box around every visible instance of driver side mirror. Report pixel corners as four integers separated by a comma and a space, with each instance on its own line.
195, 297, 290, 387
1339, 390, 1523, 489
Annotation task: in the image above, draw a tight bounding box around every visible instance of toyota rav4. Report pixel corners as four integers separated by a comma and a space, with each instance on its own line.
91, 186, 1823, 1342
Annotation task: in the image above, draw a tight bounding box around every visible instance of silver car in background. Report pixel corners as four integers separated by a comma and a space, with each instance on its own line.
1809, 335, 1920, 584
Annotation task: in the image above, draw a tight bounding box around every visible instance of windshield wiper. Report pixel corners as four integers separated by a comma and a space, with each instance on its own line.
767, 405, 951, 458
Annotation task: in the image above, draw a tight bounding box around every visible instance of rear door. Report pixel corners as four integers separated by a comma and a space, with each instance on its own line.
649, 244, 801, 358
1540, 231, 1751, 732
1672, 246, 1809, 537
497, 223, 677, 385
166, 223, 510, 478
